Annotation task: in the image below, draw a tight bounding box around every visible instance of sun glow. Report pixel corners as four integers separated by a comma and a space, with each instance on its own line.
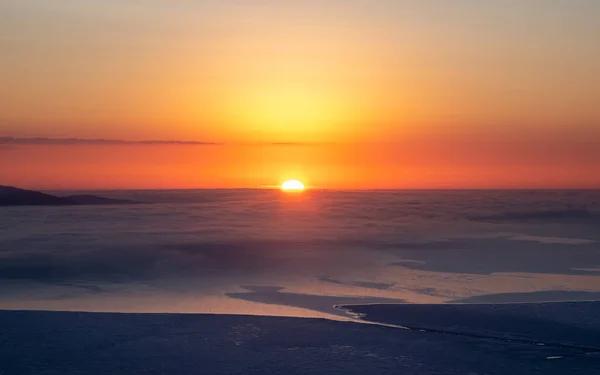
281, 180, 305, 191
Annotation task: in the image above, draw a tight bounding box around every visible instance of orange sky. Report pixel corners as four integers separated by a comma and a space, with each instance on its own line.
3, 134, 599, 190
1, 1, 599, 189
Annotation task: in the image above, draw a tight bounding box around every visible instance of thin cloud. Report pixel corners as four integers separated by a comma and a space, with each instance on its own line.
0, 137, 330, 147
0, 137, 222, 146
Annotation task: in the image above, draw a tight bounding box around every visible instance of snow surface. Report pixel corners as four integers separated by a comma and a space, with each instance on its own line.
1, 302, 599, 375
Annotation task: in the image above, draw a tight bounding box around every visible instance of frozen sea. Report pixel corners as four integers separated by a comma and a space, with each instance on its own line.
1, 189, 599, 317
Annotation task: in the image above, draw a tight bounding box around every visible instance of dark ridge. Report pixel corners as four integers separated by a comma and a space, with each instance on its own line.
0, 186, 145, 206
65, 194, 145, 205
0, 185, 75, 206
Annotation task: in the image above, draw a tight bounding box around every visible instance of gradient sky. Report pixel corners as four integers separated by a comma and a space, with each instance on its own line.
1, 1, 599, 189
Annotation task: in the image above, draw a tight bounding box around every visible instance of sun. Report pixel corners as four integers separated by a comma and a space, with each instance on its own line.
281, 180, 305, 192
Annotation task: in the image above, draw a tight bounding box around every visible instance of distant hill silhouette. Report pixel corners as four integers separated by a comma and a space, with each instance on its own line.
0, 186, 144, 206
66, 194, 141, 205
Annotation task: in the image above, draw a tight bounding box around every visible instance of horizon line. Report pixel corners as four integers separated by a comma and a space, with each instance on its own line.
30, 186, 600, 192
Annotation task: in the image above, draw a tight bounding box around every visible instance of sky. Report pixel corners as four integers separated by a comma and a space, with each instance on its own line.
1, 0, 599, 189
